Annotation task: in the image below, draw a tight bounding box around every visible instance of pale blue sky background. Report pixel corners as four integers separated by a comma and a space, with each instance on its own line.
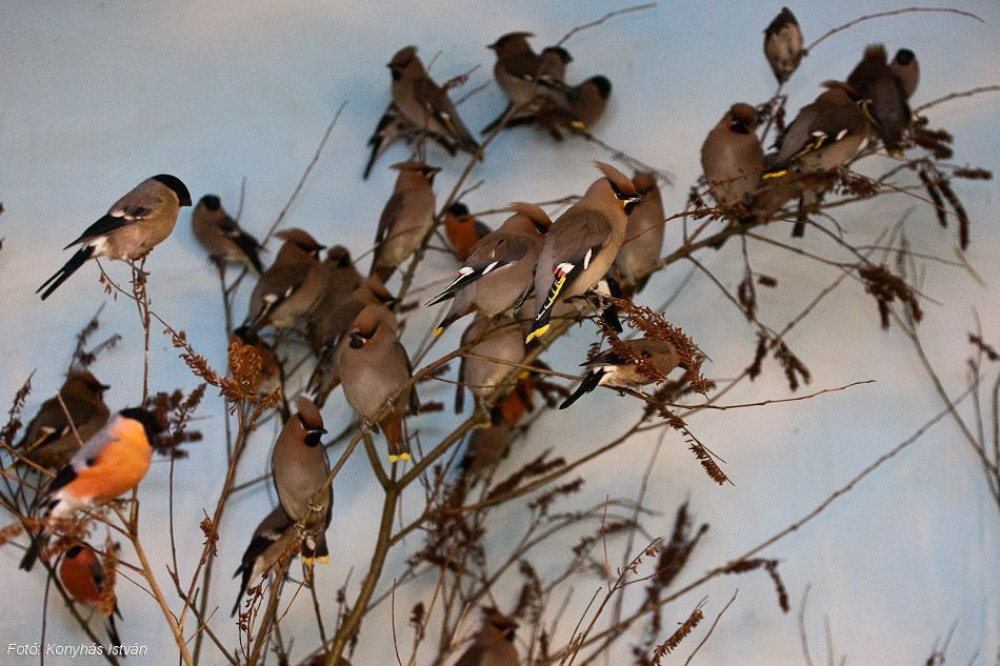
1, 1, 998, 664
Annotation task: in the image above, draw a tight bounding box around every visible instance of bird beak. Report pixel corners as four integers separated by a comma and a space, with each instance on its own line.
99, 383, 111, 391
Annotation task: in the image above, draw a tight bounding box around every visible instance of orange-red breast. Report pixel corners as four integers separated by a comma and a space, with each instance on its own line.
443, 202, 491, 262
20, 408, 162, 571
59, 542, 123, 646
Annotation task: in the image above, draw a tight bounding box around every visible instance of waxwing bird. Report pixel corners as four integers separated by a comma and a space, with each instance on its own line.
231, 504, 298, 616
614, 172, 666, 293
526, 162, 642, 344
363, 103, 460, 180
16, 370, 110, 470
847, 44, 911, 153
20, 407, 162, 571
59, 542, 123, 646
388, 46, 480, 155
460, 421, 515, 480
762, 81, 871, 180
428, 202, 551, 336
560, 337, 681, 409
565, 75, 612, 129
270, 397, 331, 564
231, 326, 282, 398
526, 76, 612, 140
338, 304, 418, 462
191, 195, 264, 274
456, 315, 527, 413
700, 103, 765, 207
763, 7, 805, 84
310, 246, 364, 344
454, 608, 520, 666
370, 161, 440, 283
38, 174, 192, 300
244, 228, 325, 330
443, 202, 492, 262
482, 32, 570, 134
307, 277, 397, 405
891, 48, 919, 99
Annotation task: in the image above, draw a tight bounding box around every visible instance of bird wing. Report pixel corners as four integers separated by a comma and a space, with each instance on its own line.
427, 234, 534, 304
66, 181, 170, 248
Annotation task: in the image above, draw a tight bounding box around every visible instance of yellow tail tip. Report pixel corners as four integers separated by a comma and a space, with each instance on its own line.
389, 452, 411, 463
433, 326, 444, 337
525, 324, 549, 344
761, 170, 787, 180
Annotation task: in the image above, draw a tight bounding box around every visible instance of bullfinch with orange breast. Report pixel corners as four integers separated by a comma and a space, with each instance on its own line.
20, 407, 162, 571
59, 542, 124, 646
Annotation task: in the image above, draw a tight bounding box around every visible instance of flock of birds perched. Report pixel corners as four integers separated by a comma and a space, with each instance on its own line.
8, 7, 923, 663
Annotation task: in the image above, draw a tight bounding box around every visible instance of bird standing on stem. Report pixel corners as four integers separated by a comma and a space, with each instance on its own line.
37, 174, 191, 300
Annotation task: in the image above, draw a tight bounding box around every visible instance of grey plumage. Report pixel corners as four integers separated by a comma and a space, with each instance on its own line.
428, 202, 551, 335
38, 174, 191, 300
231, 504, 298, 616
454, 609, 519, 666
891, 48, 919, 100
560, 337, 681, 409
456, 315, 527, 413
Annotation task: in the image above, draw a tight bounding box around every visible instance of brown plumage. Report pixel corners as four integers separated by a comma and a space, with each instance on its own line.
526, 162, 642, 343
370, 161, 439, 282
847, 44, 911, 152
338, 304, 419, 462
454, 608, 520, 666
191, 194, 264, 273
560, 337, 681, 409
614, 171, 666, 293
456, 315, 527, 413
388, 46, 479, 155
17, 370, 110, 470
763, 7, 805, 84
245, 228, 326, 330
270, 396, 331, 563
701, 103, 765, 207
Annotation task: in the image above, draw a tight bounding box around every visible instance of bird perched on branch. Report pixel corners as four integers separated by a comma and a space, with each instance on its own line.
307, 277, 397, 406
428, 202, 551, 336
59, 542, 123, 647
454, 608, 520, 666
370, 161, 440, 283
244, 228, 325, 330
443, 202, 491, 262
388, 46, 480, 156
191, 194, 264, 274
338, 304, 419, 462
37, 174, 191, 300
482, 32, 572, 134
847, 44, 912, 154
762, 81, 872, 180
270, 397, 331, 564
20, 407, 162, 571
231, 504, 298, 617
455, 315, 527, 413
526, 162, 642, 343
701, 103, 765, 208
16, 370, 110, 470
763, 7, 805, 84
560, 337, 681, 409
614, 171, 666, 294
891, 48, 919, 100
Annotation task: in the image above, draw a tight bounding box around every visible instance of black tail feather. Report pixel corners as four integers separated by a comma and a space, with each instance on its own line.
38, 246, 95, 301
481, 102, 514, 135
19, 530, 46, 571
559, 370, 604, 409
